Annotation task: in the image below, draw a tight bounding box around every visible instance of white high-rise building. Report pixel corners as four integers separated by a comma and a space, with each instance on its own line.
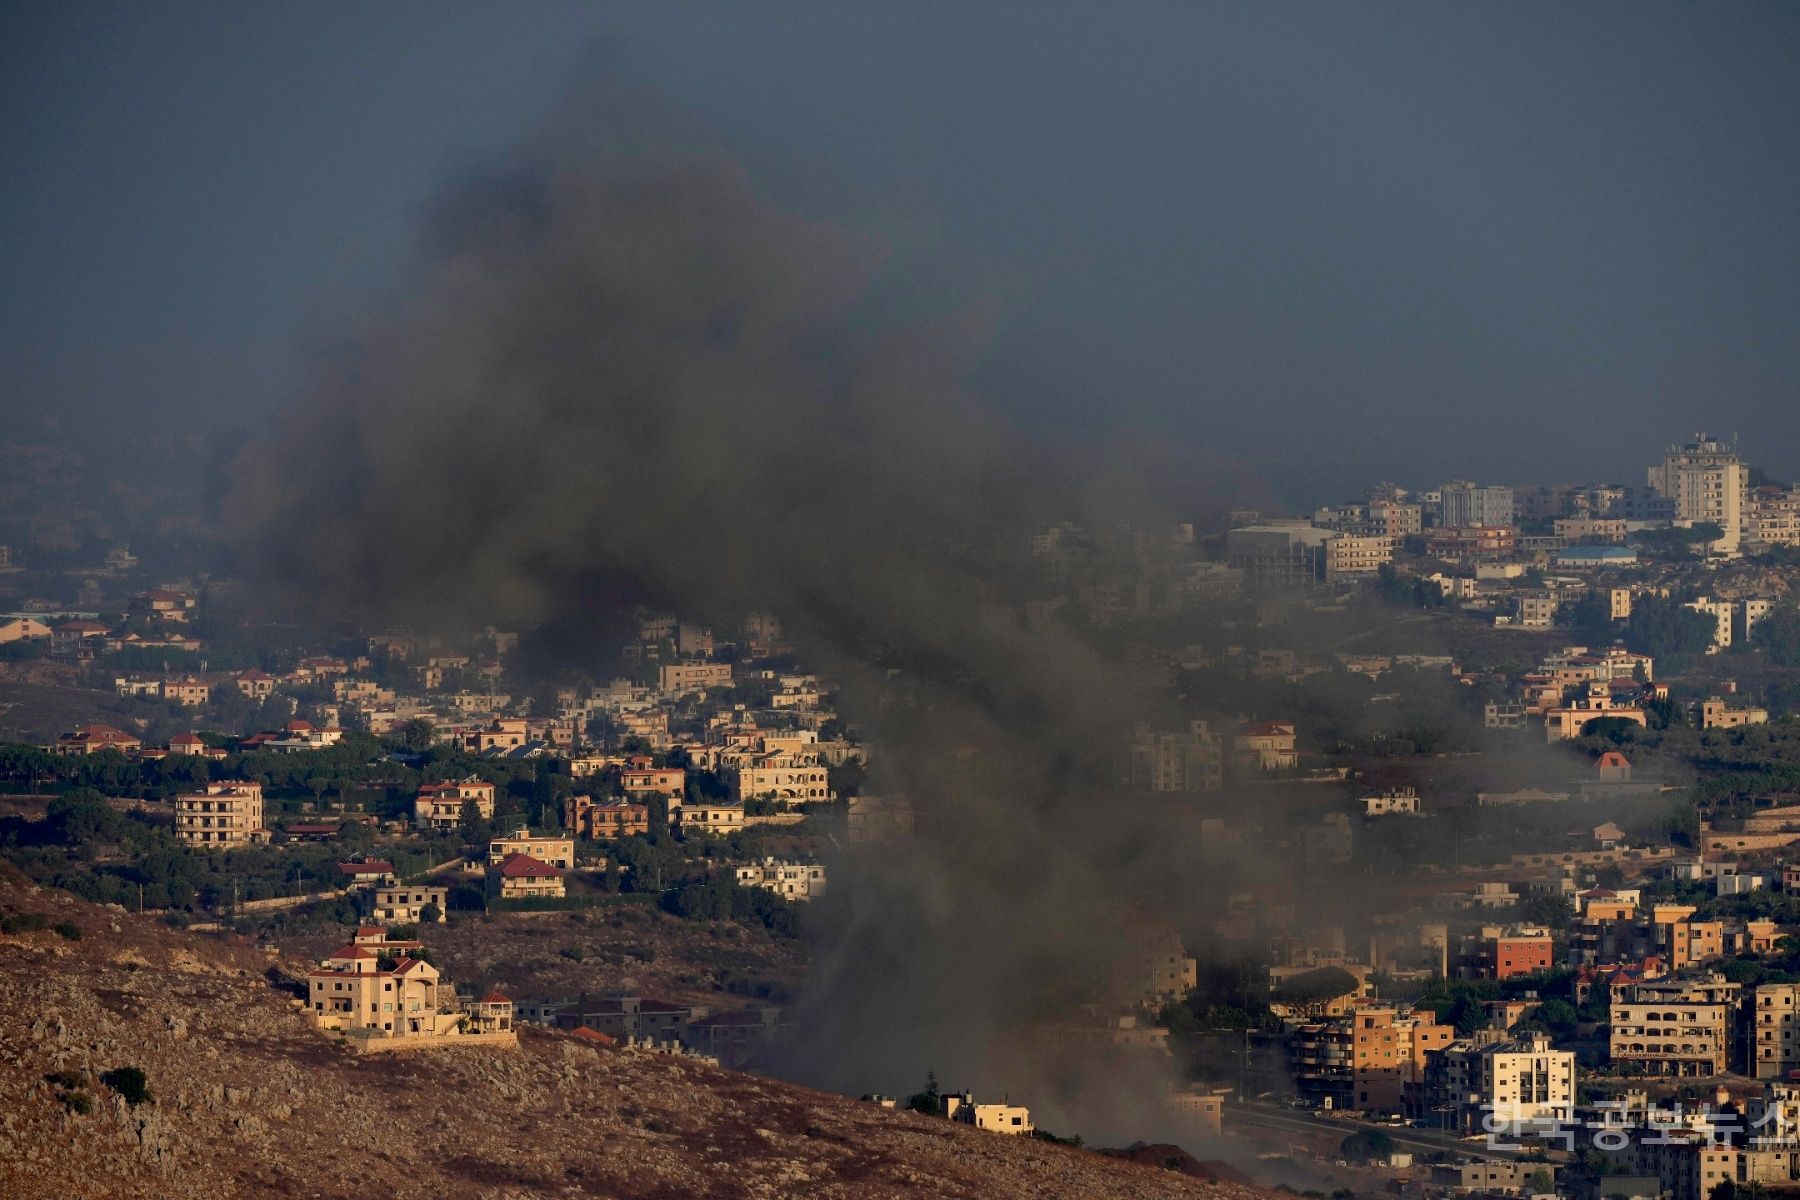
1649, 435, 1748, 553
1438, 482, 1514, 529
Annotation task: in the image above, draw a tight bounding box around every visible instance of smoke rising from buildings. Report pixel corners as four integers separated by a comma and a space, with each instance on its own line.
229, 78, 1237, 1133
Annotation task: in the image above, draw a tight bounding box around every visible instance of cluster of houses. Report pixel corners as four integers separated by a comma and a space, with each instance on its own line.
1222, 436, 1800, 595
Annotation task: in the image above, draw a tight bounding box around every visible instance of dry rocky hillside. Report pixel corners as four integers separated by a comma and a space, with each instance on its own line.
0, 871, 1270, 1200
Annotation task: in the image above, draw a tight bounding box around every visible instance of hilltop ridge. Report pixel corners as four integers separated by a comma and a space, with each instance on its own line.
0, 871, 1264, 1200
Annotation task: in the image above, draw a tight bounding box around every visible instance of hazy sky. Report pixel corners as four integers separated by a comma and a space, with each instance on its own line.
5, 3, 1799, 506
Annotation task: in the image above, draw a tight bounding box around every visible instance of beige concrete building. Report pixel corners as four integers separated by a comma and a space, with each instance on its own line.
487, 828, 574, 870
733, 858, 826, 901
1129, 721, 1223, 792
1325, 533, 1395, 579
846, 794, 914, 844
941, 1092, 1033, 1135
565, 794, 649, 839
1749, 485, 1800, 549
367, 885, 448, 925
459, 717, 529, 755
1235, 721, 1298, 771
658, 661, 732, 694
1754, 984, 1800, 1080
620, 766, 685, 799
1649, 436, 1748, 553
1421, 1031, 1574, 1131
1703, 698, 1770, 730
489, 853, 564, 900
1545, 687, 1647, 742
1556, 517, 1628, 543
0, 616, 53, 644
413, 776, 497, 831
1611, 989, 1731, 1076
174, 781, 266, 849
48, 723, 142, 756
681, 802, 745, 834
1685, 597, 1735, 651
160, 676, 212, 706
732, 752, 833, 804
306, 943, 454, 1037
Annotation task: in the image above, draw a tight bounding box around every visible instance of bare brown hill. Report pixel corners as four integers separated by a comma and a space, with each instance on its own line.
0, 872, 1270, 1200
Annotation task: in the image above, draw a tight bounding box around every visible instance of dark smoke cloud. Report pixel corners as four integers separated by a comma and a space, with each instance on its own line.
229, 77, 1239, 1134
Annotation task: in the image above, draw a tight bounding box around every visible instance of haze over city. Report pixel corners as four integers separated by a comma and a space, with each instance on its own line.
6, 3, 1799, 505
6, 6, 1800, 1199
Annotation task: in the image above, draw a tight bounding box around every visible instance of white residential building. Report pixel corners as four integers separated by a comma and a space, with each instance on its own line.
734, 858, 826, 901
1649, 436, 1748, 553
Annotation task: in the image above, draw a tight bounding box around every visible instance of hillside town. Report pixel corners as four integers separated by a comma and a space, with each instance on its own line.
8, 429, 1800, 1200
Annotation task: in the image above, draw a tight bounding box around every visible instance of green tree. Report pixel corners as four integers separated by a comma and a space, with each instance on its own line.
99, 1066, 152, 1107
1560, 591, 1617, 642
394, 717, 435, 751
1273, 967, 1359, 1005
906, 1070, 942, 1115
458, 799, 487, 847
1752, 605, 1800, 667
1623, 596, 1718, 671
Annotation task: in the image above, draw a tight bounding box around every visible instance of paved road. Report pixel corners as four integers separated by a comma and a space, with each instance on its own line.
1225, 1102, 1555, 1163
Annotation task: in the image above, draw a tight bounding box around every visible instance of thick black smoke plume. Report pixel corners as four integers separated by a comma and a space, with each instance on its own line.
230, 79, 1228, 1136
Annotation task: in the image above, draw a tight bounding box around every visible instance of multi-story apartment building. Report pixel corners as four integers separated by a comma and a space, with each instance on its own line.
847, 794, 914, 844
160, 676, 211, 706
1427, 525, 1517, 560
620, 766, 685, 800
1420, 1031, 1575, 1132
1439, 483, 1515, 530
732, 752, 833, 804
1748, 485, 1800, 549
1325, 533, 1395, 579
1610, 976, 1738, 1076
1649, 436, 1748, 553
658, 661, 732, 695
1128, 722, 1223, 792
1742, 598, 1779, 642
305, 942, 452, 1038
1225, 523, 1334, 587
1460, 926, 1554, 981
1607, 1127, 1796, 1200
1555, 517, 1629, 543
174, 781, 266, 849
1295, 1004, 1454, 1114
1368, 500, 1423, 537
1754, 984, 1800, 1080
1685, 597, 1735, 651
1518, 591, 1563, 628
